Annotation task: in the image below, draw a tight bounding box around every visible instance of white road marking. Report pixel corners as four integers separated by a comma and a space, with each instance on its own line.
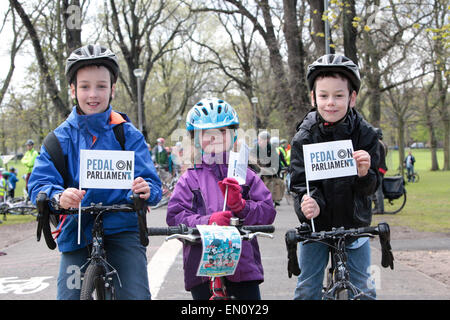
147, 239, 182, 299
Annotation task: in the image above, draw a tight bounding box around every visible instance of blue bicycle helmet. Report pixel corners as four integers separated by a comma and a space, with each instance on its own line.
186, 98, 239, 131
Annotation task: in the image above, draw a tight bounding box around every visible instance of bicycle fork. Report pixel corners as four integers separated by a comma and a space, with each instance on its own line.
209, 277, 228, 300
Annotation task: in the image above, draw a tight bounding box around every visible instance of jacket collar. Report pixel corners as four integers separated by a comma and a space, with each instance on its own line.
66, 105, 113, 135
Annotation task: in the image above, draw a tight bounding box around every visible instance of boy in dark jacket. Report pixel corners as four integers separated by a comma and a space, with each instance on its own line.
289, 54, 380, 299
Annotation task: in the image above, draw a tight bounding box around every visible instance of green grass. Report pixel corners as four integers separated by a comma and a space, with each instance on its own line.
2, 159, 27, 198
372, 148, 450, 233
0, 214, 36, 226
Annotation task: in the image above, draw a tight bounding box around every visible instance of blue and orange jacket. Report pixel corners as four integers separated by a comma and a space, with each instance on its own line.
28, 106, 162, 252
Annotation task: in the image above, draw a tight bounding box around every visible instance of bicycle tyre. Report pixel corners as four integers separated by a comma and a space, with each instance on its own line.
384, 192, 407, 214
80, 264, 108, 300
413, 172, 420, 183
336, 289, 349, 300
7, 206, 38, 216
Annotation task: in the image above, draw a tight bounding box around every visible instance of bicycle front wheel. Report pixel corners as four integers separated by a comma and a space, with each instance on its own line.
80, 264, 111, 300
7, 206, 38, 216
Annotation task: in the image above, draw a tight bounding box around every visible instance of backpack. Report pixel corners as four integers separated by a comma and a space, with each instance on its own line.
42, 118, 127, 227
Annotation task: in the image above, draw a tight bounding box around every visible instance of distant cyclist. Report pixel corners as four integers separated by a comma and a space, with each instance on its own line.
28, 44, 162, 300
166, 98, 276, 300
289, 54, 380, 300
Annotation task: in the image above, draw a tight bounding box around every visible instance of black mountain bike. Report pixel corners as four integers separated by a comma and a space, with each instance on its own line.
285, 222, 394, 300
36, 191, 149, 300
148, 219, 274, 300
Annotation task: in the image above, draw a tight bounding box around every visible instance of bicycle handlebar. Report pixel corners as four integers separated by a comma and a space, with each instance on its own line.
285, 222, 394, 278
36, 191, 149, 250
148, 224, 275, 242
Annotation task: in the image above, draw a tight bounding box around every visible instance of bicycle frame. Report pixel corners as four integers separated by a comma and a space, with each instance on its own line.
78, 210, 121, 300
35, 191, 148, 300
322, 237, 373, 300
285, 223, 393, 300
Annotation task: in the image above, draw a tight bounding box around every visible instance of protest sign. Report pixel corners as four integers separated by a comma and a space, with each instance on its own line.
302, 140, 357, 232
303, 140, 357, 181
227, 141, 249, 185
77, 149, 135, 244
196, 225, 242, 277
79, 149, 135, 189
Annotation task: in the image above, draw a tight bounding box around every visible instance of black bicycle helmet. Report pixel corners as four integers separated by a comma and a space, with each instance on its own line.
65, 44, 120, 85
306, 54, 361, 93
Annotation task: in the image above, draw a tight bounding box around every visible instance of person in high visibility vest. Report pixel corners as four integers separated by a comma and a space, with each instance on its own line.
0, 170, 7, 202
21, 139, 39, 192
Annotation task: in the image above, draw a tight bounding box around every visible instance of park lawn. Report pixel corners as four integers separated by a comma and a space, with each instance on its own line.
373, 149, 450, 234
0, 214, 36, 226
3, 159, 28, 198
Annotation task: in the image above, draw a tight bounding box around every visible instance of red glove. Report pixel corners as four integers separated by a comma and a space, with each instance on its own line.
208, 211, 232, 226
218, 177, 246, 213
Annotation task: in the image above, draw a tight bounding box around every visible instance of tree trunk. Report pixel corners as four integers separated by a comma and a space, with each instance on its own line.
282, 0, 310, 135
63, 0, 82, 55
10, 0, 69, 118
307, 0, 325, 55
342, 0, 358, 64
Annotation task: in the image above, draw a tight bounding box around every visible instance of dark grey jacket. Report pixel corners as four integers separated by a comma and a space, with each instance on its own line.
289, 108, 380, 231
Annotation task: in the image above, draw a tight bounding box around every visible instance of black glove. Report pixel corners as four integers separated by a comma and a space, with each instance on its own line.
285, 230, 301, 278
378, 223, 394, 269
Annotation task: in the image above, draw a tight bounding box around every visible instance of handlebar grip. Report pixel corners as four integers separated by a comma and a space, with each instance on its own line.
357, 226, 378, 234
148, 225, 189, 236
242, 225, 275, 234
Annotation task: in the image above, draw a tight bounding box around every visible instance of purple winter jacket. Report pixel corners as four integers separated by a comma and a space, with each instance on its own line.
166, 154, 277, 291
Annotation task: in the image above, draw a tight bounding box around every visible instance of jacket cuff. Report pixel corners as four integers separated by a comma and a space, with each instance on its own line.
231, 199, 248, 219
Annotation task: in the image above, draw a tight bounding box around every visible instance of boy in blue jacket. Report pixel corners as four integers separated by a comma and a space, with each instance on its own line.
28, 44, 161, 300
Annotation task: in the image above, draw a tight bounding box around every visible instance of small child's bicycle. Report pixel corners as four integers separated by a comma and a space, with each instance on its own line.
148, 218, 274, 300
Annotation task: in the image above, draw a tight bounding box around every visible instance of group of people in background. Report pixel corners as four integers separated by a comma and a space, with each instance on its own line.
0, 139, 39, 203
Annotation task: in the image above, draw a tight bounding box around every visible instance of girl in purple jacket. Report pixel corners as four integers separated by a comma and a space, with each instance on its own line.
166, 98, 277, 300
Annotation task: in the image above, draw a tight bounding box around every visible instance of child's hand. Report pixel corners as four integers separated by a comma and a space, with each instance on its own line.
60, 188, 86, 209
132, 177, 150, 200
209, 211, 232, 226
301, 195, 320, 220
218, 177, 246, 213
353, 150, 371, 177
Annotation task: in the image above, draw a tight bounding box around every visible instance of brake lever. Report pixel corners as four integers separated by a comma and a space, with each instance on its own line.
243, 232, 274, 241
165, 234, 201, 243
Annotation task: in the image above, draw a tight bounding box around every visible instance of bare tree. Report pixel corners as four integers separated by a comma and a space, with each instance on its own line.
427, 0, 449, 170
192, 0, 310, 136
10, 0, 70, 119
0, 7, 26, 153
103, 0, 194, 141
